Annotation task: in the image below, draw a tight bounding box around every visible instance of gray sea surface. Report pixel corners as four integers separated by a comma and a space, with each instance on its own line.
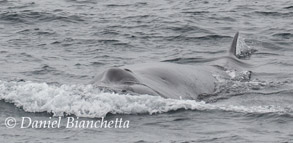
1, 0, 293, 142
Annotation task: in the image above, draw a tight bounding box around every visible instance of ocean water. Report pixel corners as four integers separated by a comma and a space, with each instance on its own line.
1, 0, 293, 142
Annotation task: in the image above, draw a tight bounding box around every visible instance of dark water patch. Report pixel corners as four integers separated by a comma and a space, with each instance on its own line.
36, 31, 55, 36
51, 41, 62, 45
112, 42, 132, 47
17, 28, 56, 36
31, 64, 58, 75
53, 38, 101, 47
0, 50, 8, 54
244, 112, 293, 122
0, 100, 53, 117
134, 2, 148, 7
255, 11, 293, 17
284, 6, 293, 9
19, 52, 35, 58
106, 4, 131, 7
253, 52, 280, 56
58, 38, 74, 47
6, 2, 36, 9
205, 83, 293, 103
17, 29, 31, 33
108, 24, 150, 30
165, 25, 211, 34
194, 35, 231, 40
94, 54, 110, 59
78, 39, 101, 45
158, 34, 230, 42
0, 100, 24, 116
234, 5, 256, 11
6, 38, 31, 47
182, 11, 209, 15
193, 50, 226, 54
0, 12, 27, 23
96, 29, 120, 36
90, 61, 105, 67
80, 48, 103, 55
273, 33, 293, 39
162, 57, 211, 64
124, 14, 154, 20
209, 16, 236, 22
0, 10, 86, 24
134, 140, 152, 143
0, 0, 8, 3
162, 51, 228, 64
5, 53, 41, 62
74, 63, 82, 66
262, 42, 286, 51
275, 41, 293, 48
276, 61, 293, 67
53, 9, 63, 12
202, 135, 247, 143
58, 14, 85, 23
172, 117, 190, 122
98, 39, 120, 44
42, 56, 61, 61
65, 0, 97, 4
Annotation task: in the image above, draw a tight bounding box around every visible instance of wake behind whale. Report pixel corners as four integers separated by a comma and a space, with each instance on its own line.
92, 32, 252, 100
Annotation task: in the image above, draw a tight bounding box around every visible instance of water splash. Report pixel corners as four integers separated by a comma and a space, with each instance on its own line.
0, 80, 292, 118
236, 37, 257, 59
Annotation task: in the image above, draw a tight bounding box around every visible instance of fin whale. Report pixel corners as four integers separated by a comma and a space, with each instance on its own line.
92, 32, 247, 100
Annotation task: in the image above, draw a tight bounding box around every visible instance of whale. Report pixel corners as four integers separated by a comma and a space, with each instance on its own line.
92, 32, 250, 100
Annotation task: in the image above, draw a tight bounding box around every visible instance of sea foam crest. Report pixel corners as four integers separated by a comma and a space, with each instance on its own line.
0, 80, 290, 118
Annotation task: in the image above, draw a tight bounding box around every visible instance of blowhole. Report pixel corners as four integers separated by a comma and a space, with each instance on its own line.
124, 68, 132, 73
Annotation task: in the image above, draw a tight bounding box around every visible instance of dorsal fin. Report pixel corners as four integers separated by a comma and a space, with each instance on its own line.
229, 32, 239, 57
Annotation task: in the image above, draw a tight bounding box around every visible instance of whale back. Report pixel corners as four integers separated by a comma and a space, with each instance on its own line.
92, 32, 249, 100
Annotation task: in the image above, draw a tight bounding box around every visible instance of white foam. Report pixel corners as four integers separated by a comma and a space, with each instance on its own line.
0, 80, 291, 118
236, 36, 256, 58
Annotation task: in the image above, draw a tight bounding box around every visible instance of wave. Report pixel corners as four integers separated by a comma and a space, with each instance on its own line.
273, 33, 293, 40
0, 10, 85, 24
0, 80, 292, 118
284, 6, 293, 9
65, 0, 97, 4
254, 11, 293, 17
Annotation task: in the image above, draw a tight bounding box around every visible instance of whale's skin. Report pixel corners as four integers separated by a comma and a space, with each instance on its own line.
92, 32, 243, 100
93, 63, 225, 100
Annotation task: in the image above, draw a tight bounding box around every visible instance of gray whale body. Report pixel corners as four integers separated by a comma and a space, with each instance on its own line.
92, 32, 247, 100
